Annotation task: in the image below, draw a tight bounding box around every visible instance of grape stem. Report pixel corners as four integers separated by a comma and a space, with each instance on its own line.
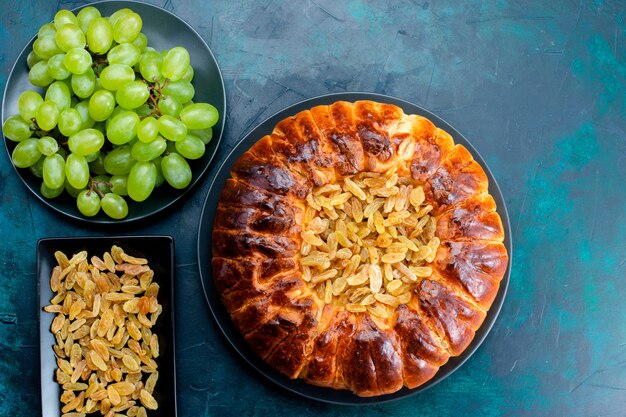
30, 118, 48, 136
147, 91, 162, 117
30, 118, 66, 150
88, 177, 111, 199
153, 77, 170, 92
91, 55, 108, 77
139, 76, 171, 119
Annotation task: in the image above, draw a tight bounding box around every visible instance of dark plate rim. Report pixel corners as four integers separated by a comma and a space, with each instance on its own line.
2, 0, 227, 224
197, 92, 512, 405
37, 234, 177, 416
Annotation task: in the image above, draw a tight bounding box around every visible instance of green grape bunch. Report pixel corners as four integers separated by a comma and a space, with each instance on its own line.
3, 6, 219, 220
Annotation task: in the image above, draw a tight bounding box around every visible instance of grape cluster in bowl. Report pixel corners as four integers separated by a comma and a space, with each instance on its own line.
3, 6, 219, 219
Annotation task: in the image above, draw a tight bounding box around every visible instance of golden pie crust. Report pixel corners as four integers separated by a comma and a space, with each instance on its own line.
212, 100, 508, 397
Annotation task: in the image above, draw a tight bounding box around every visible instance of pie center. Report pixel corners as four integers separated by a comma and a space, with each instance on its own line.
300, 166, 440, 318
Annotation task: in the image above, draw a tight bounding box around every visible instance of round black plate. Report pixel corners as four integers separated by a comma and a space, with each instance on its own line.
2, 0, 226, 224
197, 92, 512, 405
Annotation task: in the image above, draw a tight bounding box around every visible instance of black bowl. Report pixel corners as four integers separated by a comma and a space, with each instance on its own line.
197, 92, 512, 405
38, 235, 176, 416
2, 0, 226, 224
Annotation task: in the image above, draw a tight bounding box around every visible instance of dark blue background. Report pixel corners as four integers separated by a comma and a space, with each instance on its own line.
1, 1, 625, 416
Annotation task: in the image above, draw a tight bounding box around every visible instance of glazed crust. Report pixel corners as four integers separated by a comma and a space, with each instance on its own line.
212, 100, 508, 397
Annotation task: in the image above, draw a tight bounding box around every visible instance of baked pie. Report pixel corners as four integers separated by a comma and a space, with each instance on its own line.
212, 100, 508, 396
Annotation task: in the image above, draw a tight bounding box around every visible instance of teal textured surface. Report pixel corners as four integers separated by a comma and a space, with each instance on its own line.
1, 1, 624, 416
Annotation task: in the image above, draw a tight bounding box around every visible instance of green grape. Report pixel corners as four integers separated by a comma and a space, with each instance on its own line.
127, 135, 139, 147
47, 54, 71, 80
64, 48, 92, 74
189, 128, 213, 145
68, 128, 105, 155
110, 175, 129, 195
88, 90, 116, 121
161, 153, 192, 189
38, 23, 57, 38
45, 81, 72, 111
64, 180, 85, 198
89, 152, 107, 175
127, 161, 156, 202
56, 148, 67, 158
42, 153, 66, 189
54, 10, 78, 29
41, 182, 64, 199
86, 17, 113, 54
165, 138, 177, 154
99, 64, 135, 90
29, 60, 54, 87
184, 108, 204, 131
27, 51, 42, 69
135, 103, 152, 118
107, 43, 141, 66
181, 65, 194, 82
3, 115, 32, 142
179, 103, 219, 129
71, 69, 96, 98
109, 8, 133, 27
36, 101, 60, 131
57, 108, 82, 136
75, 100, 95, 129
84, 151, 100, 163
55, 23, 85, 52
106, 111, 140, 145
152, 156, 165, 187
65, 153, 89, 189
113, 12, 142, 43
12, 8, 223, 219
101, 193, 128, 219
175, 135, 205, 159
76, 6, 101, 33
92, 121, 106, 134
12, 139, 42, 168
131, 33, 148, 52
104, 145, 135, 175
137, 117, 159, 143
116, 80, 149, 109
162, 80, 194, 103
29, 156, 45, 177
139, 50, 162, 83
92, 175, 111, 195
37, 136, 59, 156
33, 35, 63, 59
158, 96, 182, 117
92, 77, 104, 93
105, 106, 124, 129
17, 91, 42, 113
131, 136, 166, 161
77, 189, 101, 217
157, 115, 187, 141
162, 47, 190, 81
